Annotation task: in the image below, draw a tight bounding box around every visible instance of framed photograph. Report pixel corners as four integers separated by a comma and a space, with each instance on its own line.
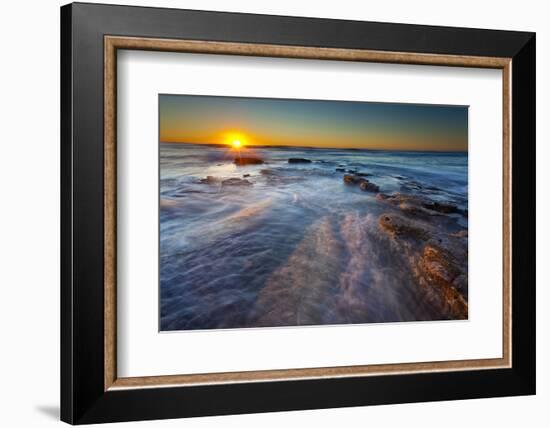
60, 2, 535, 424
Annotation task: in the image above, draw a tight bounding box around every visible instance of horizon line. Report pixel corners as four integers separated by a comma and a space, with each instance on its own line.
159, 140, 468, 154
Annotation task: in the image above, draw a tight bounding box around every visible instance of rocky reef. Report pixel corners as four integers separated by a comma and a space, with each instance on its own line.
376, 192, 468, 319
193, 164, 467, 321
343, 173, 380, 192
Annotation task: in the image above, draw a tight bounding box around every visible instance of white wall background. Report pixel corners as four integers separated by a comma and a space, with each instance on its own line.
0, 0, 546, 426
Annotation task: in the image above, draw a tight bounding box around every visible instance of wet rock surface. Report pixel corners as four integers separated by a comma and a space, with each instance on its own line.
359, 181, 380, 193
343, 174, 362, 185
376, 192, 467, 219
377, 194, 468, 320
411, 230, 468, 319
378, 213, 430, 240
288, 158, 312, 163
343, 174, 380, 192
234, 157, 264, 165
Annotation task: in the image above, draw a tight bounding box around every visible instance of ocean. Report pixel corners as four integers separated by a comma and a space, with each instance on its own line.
159, 142, 468, 331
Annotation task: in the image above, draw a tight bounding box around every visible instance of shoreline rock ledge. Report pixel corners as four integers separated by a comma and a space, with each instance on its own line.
377, 211, 468, 320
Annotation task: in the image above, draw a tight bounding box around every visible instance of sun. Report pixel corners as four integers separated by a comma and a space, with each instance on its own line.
223, 132, 248, 150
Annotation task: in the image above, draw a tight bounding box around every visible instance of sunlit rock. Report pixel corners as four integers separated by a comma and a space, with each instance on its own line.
234, 157, 264, 165
378, 213, 430, 240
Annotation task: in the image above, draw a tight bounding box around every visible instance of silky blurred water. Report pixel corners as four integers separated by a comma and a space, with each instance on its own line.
160, 143, 468, 331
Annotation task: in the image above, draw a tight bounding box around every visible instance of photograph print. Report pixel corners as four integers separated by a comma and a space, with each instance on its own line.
159, 94, 469, 332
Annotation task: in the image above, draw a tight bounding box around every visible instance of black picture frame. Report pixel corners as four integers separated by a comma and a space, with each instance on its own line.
61, 2, 535, 424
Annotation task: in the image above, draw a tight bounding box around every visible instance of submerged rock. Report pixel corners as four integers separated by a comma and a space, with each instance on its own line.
221, 178, 253, 187
425, 185, 442, 191
343, 174, 362, 185
335, 167, 346, 172
400, 180, 423, 192
343, 174, 380, 192
253, 217, 344, 327
359, 181, 380, 193
198, 175, 219, 185
288, 158, 312, 164
355, 172, 372, 177
234, 157, 264, 165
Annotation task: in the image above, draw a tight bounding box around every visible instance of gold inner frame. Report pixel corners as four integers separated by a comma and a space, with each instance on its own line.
104, 35, 512, 391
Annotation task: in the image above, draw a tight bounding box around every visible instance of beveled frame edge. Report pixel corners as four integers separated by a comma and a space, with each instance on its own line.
104, 35, 512, 392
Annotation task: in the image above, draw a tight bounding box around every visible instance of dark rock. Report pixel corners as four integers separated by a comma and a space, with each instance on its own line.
234, 157, 264, 165
343, 174, 365, 185
346, 169, 357, 174
344, 174, 380, 192
335, 167, 346, 172
243, 174, 250, 178
359, 181, 379, 192
288, 158, 312, 164
355, 172, 371, 177
221, 178, 253, 187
